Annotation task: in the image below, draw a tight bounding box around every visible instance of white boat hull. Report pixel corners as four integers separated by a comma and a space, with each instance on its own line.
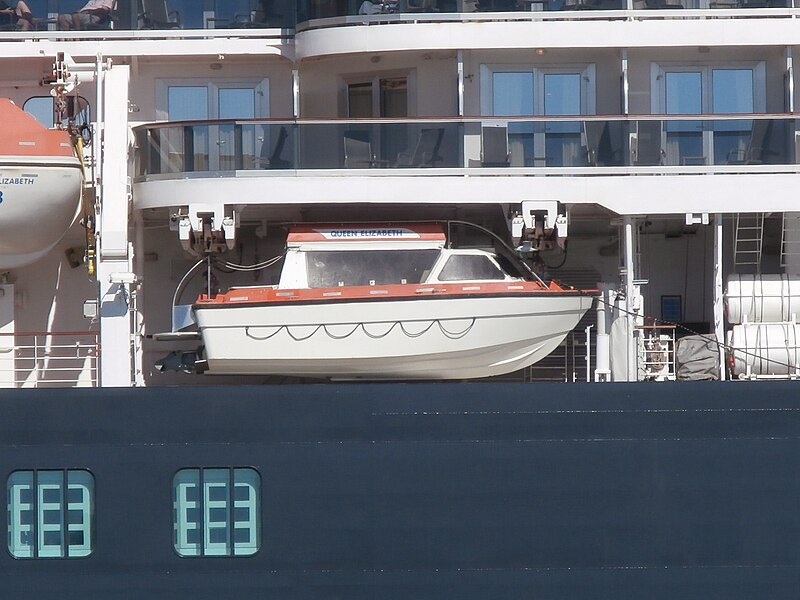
195, 294, 594, 379
0, 160, 83, 269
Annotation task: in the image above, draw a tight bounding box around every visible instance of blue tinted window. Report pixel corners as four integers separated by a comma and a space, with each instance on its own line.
7, 470, 94, 559
666, 71, 702, 114
173, 467, 260, 557
493, 72, 534, 116
168, 87, 208, 121
712, 69, 753, 114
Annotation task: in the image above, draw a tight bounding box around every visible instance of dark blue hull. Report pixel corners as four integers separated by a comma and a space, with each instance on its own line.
1, 382, 798, 598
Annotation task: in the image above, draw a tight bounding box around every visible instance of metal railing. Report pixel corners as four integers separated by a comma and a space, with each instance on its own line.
297, 0, 800, 28
0, 331, 99, 388
520, 329, 594, 382
0, 0, 796, 39
636, 324, 676, 381
134, 116, 799, 179
0, 0, 296, 33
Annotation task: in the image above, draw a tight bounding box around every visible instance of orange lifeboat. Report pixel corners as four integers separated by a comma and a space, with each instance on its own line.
0, 99, 83, 269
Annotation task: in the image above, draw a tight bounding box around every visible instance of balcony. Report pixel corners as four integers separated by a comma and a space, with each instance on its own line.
0, 0, 296, 33
0, 0, 795, 38
132, 116, 800, 216
297, 0, 797, 26
135, 116, 797, 175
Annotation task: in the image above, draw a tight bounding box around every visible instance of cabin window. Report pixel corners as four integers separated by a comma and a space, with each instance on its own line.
155, 79, 270, 121
305, 250, 440, 288
480, 64, 595, 167
7, 470, 94, 559
437, 255, 506, 281
173, 468, 260, 557
652, 63, 766, 165
344, 74, 413, 118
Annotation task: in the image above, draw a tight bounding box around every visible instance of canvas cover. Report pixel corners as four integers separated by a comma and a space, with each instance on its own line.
676, 334, 720, 381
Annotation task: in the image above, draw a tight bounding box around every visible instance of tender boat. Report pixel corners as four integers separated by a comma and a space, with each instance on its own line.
193, 223, 595, 379
0, 98, 83, 269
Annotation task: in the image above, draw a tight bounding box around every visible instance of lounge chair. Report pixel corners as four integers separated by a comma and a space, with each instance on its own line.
395, 128, 444, 167
478, 125, 511, 167
258, 126, 291, 169
343, 132, 376, 168
140, 0, 181, 29
726, 120, 772, 165
632, 120, 665, 166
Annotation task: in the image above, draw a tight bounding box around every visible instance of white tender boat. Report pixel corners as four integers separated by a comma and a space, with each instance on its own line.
0, 99, 83, 269
193, 223, 594, 379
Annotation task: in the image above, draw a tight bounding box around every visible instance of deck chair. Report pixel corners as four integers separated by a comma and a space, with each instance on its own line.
583, 121, 605, 166
562, 0, 601, 9
479, 125, 510, 167
403, 0, 437, 11
584, 121, 624, 166
644, 0, 684, 7
476, 0, 518, 9
632, 120, 665, 166
343, 132, 376, 168
395, 128, 444, 167
258, 126, 291, 169
140, 0, 181, 28
726, 120, 772, 165
231, 0, 283, 27
83, 0, 119, 29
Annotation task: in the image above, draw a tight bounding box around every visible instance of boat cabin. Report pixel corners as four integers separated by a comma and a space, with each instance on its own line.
274, 223, 532, 290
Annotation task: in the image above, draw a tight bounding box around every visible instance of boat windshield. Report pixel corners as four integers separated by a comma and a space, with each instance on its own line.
306, 250, 440, 287
438, 254, 507, 281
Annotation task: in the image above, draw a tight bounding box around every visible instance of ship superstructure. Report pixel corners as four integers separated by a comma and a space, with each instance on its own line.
0, 0, 798, 386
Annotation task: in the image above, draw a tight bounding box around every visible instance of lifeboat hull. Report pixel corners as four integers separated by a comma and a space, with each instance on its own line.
194, 293, 594, 379
0, 161, 83, 269
0, 99, 83, 269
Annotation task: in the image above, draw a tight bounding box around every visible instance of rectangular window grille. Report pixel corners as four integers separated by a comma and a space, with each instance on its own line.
7, 470, 94, 559
173, 467, 260, 557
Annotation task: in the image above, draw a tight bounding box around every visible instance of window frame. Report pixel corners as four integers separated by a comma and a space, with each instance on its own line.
172, 466, 262, 559
23, 95, 91, 129
6, 468, 95, 560
341, 70, 417, 118
155, 78, 270, 122
479, 63, 597, 116
651, 61, 767, 114
430, 250, 511, 283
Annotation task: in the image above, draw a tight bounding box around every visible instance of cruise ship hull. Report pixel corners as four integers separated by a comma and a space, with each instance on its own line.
1, 382, 799, 598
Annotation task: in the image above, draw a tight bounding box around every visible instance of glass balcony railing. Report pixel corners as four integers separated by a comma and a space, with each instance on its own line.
136, 121, 464, 174
134, 117, 797, 177
5, 0, 296, 32
297, 0, 792, 21
1, 0, 791, 34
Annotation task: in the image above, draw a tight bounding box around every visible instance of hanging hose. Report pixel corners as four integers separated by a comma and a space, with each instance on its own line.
73, 134, 96, 277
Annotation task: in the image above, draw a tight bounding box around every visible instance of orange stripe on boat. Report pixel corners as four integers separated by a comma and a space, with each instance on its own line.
196, 280, 591, 306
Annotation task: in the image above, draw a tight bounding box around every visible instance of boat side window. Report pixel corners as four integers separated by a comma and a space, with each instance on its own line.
23, 96, 91, 129
437, 255, 506, 282
7, 469, 94, 559
173, 467, 260, 558
305, 250, 439, 287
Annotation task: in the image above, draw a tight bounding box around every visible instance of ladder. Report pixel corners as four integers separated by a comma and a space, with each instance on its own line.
781, 212, 800, 274
734, 213, 764, 273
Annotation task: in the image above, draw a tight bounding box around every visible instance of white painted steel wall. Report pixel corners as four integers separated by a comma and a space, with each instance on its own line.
134, 171, 800, 216
297, 19, 800, 60
97, 64, 134, 387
